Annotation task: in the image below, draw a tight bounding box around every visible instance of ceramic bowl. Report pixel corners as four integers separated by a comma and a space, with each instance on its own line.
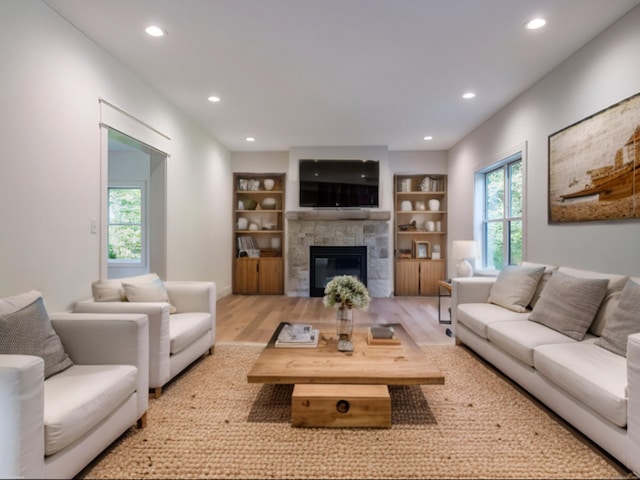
261, 197, 277, 209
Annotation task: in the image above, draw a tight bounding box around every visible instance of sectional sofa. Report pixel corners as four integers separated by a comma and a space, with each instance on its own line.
451, 263, 640, 475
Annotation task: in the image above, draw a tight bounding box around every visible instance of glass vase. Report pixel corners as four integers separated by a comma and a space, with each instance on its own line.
336, 306, 354, 340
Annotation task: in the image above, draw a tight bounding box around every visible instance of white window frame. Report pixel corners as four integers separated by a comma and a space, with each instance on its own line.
473, 143, 527, 271
107, 181, 147, 268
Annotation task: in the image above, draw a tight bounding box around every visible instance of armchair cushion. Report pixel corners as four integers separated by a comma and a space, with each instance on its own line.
0, 295, 73, 379
170, 313, 212, 354
44, 364, 137, 456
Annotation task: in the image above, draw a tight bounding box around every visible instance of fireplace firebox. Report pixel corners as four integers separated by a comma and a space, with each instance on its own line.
309, 246, 367, 297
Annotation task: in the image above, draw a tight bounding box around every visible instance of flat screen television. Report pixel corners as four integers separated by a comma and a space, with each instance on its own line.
299, 159, 379, 208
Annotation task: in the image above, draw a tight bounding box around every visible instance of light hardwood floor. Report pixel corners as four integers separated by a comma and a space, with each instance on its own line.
216, 294, 454, 345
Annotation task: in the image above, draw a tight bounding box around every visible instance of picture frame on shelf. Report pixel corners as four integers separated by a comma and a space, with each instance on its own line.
413, 240, 430, 259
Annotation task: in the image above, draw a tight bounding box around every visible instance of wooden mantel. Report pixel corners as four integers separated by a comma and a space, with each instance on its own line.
285, 210, 391, 221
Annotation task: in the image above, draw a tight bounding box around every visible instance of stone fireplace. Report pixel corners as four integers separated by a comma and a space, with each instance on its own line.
309, 245, 367, 297
286, 210, 391, 297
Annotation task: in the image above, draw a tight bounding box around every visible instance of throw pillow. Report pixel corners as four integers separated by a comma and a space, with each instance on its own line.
487, 265, 545, 313
528, 271, 609, 341
91, 273, 160, 302
0, 290, 42, 316
595, 280, 640, 357
520, 262, 559, 309
122, 277, 177, 314
0, 296, 73, 379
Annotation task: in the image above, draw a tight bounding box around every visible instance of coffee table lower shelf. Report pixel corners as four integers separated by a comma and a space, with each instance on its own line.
291, 384, 391, 428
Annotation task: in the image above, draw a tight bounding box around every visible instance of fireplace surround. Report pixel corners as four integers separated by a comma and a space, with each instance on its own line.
286, 210, 391, 297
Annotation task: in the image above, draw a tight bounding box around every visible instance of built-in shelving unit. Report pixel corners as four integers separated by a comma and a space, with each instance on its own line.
394, 174, 447, 295
232, 172, 285, 294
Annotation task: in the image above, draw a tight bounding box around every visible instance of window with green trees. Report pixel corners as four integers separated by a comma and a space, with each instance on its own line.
108, 186, 144, 263
483, 155, 522, 270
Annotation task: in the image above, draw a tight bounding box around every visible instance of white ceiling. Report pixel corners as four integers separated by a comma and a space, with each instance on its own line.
44, 0, 639, 152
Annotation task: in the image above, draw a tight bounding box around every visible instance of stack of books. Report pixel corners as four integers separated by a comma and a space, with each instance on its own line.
275, 323, 319, 348
367, 325, 401, 345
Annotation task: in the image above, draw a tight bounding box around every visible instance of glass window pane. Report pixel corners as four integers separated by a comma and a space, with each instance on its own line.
108, 188, 141, 224
509, 220, 523, 265
108, 225, 142, 261
485, 168, 504, 220
486, 222, 504, 270
509, 161, 522, 217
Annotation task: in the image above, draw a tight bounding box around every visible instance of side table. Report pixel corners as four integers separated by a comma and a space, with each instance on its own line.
438, 280, 453, 337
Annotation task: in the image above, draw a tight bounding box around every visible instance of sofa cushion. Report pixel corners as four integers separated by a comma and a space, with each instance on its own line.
534, 341, 627, 427
91, 273, 160, 302
0, 296, 73, 379
528, 271, 608, 341
595, 280, 640, 357
487, 265, 545, 312
170, 312, 212, 355
487, 320, 578, 367
44, 364, 138, 455
521, 262, 558, 309
457, 303, 529, 339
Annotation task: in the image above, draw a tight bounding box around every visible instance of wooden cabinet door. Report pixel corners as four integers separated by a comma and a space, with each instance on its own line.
234, 258, 259, 294
395, 261, 420, 295
258, 258, 283, 294
419, 260, 446, 295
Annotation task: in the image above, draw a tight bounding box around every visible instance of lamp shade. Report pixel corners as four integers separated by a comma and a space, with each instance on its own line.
452, 240, 479, 277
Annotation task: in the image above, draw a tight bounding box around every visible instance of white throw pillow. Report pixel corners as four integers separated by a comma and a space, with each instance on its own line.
487, 265, 545, 313
122, 277, 177, 314
91, 273, 160, 302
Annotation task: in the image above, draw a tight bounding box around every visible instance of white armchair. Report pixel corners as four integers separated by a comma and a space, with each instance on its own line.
0, 311, 149, 479
75, 279, 216, 398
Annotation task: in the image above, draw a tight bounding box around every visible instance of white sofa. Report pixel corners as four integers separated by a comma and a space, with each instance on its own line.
0, 310, 149, 479
75, 276, 216, 397
452, 264, 640, 475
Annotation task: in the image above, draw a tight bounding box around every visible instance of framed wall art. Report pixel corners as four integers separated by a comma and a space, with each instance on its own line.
548, 91, 640, 223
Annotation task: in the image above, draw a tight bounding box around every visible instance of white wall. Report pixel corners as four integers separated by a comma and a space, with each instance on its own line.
0, 1, 232, 311
448, 5, 640, 277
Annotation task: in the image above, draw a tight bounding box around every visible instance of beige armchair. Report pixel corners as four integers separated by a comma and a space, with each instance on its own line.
75, 277, 216, 398
0, 292, 149, 479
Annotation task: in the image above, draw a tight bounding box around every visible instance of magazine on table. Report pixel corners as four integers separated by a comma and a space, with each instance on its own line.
275, 323, 319, 348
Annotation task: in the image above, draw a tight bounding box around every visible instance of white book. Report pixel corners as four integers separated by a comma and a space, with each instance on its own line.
275, 324, 319, 348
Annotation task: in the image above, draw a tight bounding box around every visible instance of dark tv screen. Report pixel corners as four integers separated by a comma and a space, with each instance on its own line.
299, 159, 379, 208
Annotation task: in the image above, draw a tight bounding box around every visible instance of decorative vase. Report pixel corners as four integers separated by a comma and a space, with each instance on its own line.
428, 199, 440, 211
336, 305, 354, 340
263, 178, 275, 190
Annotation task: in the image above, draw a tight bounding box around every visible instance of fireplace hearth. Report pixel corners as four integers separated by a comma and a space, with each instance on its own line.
309, 246, 367, 297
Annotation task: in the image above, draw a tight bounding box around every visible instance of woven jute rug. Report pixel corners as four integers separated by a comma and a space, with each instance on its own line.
80, 343, 629, 479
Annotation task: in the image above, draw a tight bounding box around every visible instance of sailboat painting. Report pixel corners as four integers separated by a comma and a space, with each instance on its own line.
548, 92, 640, 223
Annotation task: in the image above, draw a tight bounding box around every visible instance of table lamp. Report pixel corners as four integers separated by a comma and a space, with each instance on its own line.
452, 240, 479, 277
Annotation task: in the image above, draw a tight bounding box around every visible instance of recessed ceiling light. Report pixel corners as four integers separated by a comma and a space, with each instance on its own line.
526, 18, 546, 30
462, 92, 476, 99
246, 137, 255, 142
423, 136, 433, 141
145, 25, 166, 37
207, 96, 221, 102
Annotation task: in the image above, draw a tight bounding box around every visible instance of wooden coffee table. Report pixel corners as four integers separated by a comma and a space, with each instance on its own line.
247, 322, 444, 428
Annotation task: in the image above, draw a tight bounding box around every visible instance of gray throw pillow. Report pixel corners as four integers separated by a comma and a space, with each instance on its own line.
528, 271, 608, 341
487, 265, 545, 313
595, 280, 640, 357
0, 296, 73, 379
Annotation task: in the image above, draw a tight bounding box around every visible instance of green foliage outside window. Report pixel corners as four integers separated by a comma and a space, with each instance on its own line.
485, 158, 522, 269
108, 188, 142, 262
